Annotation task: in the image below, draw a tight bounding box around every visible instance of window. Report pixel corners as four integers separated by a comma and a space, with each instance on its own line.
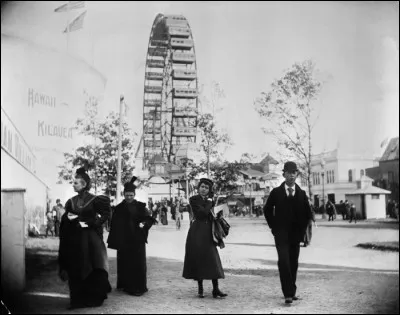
327, 170, 332, 184
360, 169, 365, 177
328, 194, 336, 204
348, 170, 353, 182
371, 194, 380, 200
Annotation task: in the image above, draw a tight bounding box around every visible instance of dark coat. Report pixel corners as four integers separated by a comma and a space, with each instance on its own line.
263, 182, 312, 243
107, 200, 156, 249
107, 200, 156, 294
58, 192, 111, 305
182, 194, 224, 280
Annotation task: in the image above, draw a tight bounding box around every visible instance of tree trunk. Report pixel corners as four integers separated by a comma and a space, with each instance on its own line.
207, 145, 210, 177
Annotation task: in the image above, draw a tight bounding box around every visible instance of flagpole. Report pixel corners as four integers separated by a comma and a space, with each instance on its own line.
116, 95, 124, 203
66, 1, 70, 53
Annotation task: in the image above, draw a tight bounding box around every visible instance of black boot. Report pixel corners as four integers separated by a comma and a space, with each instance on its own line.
212, 279, 227, 298
197, 280, 204, 298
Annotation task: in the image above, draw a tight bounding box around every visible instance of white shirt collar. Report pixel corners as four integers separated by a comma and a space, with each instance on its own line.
285, 184, 296, 196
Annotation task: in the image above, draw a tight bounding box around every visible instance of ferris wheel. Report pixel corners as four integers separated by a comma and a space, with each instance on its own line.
140, 14, 199, 169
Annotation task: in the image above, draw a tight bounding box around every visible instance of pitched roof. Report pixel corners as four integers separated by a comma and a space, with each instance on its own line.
380, 137, 399, 161
149, 154, 167, 164
346, 186, 391, 195
259, 153, 279, 165
239, 168, 266, 179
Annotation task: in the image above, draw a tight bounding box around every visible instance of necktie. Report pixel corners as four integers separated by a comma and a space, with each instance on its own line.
288, 188, 294, 197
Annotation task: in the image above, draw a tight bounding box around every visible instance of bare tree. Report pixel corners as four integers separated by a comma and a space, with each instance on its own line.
198, 113, 232, 177
197, 81, 232, 177
254, 60, 324, 198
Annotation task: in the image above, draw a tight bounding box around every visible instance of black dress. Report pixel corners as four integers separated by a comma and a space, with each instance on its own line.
182, 194, 224, 280
107, 200, 156, 295
58, 192, 112, 308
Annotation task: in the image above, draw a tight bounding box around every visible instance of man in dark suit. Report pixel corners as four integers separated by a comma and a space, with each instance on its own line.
263, 161, 312, 304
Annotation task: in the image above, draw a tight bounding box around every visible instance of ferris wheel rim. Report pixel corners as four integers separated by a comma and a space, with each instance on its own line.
141, 14, 199, 169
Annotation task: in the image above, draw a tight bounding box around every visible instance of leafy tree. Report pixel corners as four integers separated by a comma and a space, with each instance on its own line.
58, 111, 136, 197
254, 60, 324, 198
188, 159, 244, 195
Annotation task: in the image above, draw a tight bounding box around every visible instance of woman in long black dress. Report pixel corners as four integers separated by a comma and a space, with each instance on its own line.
58, 167, 112, 309
182, 178, 227, 298
107, 176, 157, 296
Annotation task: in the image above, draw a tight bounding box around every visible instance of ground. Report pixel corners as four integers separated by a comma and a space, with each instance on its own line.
7, 216, 400, 314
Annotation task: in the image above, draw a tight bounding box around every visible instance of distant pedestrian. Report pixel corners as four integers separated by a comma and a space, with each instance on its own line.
183, 178, 227, 299
394, 201, 399, 222
326, 200, 336, 221
263, 161, 313, 304
349, 202, 357, 223
45, 209, 54, 237
53, 199, 64, 237
344, 200, 350, 220
338, 200, 346, 220
386, 199, 395, 218
160, 201, 168, 225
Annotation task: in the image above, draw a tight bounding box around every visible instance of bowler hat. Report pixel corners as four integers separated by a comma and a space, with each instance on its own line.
282, 161, 299, 172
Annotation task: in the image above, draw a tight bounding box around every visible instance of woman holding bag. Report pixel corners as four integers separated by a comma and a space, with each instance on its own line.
182, 178, 227, 299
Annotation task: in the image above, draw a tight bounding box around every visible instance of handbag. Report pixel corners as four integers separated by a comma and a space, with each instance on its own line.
216, 216, 230, 236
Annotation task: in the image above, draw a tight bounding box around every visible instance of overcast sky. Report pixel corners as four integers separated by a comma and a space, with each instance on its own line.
2, 1, 399, 162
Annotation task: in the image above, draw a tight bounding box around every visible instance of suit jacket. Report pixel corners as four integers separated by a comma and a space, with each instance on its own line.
263, 182, 312, 242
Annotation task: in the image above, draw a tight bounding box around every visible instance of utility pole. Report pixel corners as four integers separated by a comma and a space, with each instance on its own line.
116, 95, 124, 203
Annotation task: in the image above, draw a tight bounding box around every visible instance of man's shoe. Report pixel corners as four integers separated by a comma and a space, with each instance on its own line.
285, 297, 293, 304
212, 289, 228, 298
292, 296, 299, 301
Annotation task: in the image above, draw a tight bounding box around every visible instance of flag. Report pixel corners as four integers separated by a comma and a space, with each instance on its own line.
63, 10, 87, 33
55, 1, 85, 12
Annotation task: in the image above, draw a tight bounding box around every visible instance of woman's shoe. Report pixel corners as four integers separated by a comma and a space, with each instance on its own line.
198, 281, 204, 298
212, 289, 227, 298
198, 287, 204, 298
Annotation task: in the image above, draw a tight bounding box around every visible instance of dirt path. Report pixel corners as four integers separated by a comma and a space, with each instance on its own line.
13, 217, 399, 314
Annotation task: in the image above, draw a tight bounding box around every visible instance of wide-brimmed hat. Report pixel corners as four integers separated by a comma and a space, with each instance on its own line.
282, 161, 299, 172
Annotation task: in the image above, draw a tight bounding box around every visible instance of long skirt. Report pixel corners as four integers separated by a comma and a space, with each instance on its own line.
182, 219, 224, 280
117, 242, 148, 294
68, 269, 111, 307
60, 225, 111, 307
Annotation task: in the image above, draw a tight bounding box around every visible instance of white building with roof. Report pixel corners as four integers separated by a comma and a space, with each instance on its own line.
345, 176, 391, 219
297, 148, 380, 208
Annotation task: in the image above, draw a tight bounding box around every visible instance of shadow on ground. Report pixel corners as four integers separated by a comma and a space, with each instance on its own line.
11, 244, 399, 314
225, 242, 276, 248
223, 258, 399, 276
315, 221, 399, 230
